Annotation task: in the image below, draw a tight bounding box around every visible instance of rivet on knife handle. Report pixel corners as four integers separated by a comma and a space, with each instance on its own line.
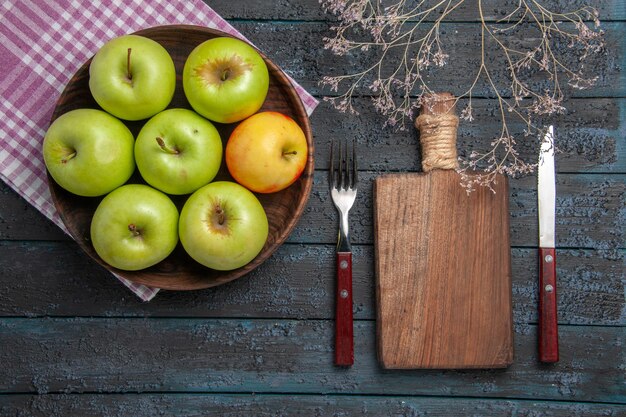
538, 125, 558, 363
539, 247, 559, 362
335, 251, 354, 366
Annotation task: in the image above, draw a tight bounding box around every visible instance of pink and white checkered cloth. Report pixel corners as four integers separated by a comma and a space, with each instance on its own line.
0, 0, 318, 301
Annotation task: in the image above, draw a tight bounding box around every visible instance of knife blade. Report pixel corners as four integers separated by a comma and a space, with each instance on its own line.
538, 125, 559, 363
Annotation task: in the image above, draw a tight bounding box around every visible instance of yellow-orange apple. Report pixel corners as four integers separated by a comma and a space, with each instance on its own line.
225, 111, 308, 193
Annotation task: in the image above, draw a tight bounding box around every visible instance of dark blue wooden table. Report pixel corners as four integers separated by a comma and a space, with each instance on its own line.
1, 1, 624, 415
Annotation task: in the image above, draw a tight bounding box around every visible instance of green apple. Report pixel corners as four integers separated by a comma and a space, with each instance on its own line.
42, 108, 135, 197
89, 34, 176, 121
183, 36, 269, 123
90, 184, 179, 271
134, 108, 223, 195
226, 111, 308, 193
179, 181, 269, 270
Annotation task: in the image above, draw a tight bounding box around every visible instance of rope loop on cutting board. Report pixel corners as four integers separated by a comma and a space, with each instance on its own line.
415, 112, 459, 172
415, 93, 459, 172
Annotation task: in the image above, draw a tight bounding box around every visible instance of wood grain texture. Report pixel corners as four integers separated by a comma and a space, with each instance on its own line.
335, 252, 354, 366
2, 393, 625, 417
0, 0, 624, 413
224, 21, 624, 98
374, 171, 513, 368
1, 243, 623, 326
3, 172, 624, 250
539, 247, 560, 363
48, 25, 314, 290
307, 98, 626, 174
293, 172, 624, 250
0, 318, 623, 403
208, 0, 626, 21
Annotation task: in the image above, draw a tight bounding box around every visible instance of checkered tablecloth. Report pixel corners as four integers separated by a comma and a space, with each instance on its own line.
0, 0, 318, 301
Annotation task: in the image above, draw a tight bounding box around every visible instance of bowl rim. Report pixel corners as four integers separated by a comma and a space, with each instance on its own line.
47, 24, 315, 291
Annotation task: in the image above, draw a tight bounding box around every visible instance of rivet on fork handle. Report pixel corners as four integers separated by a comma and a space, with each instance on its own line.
335, 251, 354, 366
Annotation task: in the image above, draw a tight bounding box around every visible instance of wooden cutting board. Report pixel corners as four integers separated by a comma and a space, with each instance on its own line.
374, 93, 513, 369
374, 170, 514, 368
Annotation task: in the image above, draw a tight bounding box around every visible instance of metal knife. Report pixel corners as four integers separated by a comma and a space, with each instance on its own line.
538, 125, 559, 363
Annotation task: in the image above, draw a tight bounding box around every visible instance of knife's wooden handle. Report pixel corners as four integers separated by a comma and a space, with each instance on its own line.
335, 251, 354, 366
539, 247, 559, 363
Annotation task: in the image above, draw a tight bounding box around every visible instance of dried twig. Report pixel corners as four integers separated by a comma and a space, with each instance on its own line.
319, 0, 605, 191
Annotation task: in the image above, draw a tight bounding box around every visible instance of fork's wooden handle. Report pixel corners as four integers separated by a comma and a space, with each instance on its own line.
335, 251, 354, 366
539, 247, 559, 363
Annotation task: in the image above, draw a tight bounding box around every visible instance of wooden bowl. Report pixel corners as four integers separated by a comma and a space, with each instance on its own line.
48, 25, 314, 291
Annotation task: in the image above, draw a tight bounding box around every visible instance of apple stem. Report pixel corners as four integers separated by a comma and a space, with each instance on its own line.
61, 151, 77, 164
126, 48, 132, 81
283, 150, 298, 156
220, 68, 230, 82
156, 137, 180, 155
128, 224, 141, 237
216, 206, 225, 225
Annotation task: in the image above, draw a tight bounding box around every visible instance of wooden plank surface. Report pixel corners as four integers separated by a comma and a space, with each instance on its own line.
1, 244, 623, 326
224, 22, 625, 98
1, 0, 624, 414
0, 319, 624, 403
0, 394, 626, 417
2, 173, 625, 250
1, 394, 625, 417
209, 0, 626, 21
299, 172, 625, 249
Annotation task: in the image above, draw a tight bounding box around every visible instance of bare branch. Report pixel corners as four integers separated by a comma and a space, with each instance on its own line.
319, 0, 604, 191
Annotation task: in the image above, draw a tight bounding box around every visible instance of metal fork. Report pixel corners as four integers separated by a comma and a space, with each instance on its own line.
329, 139, 357, 366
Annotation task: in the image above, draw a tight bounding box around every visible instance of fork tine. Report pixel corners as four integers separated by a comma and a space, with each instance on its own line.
330, 139, 358, 191
339, 140, 345, 190
352, 139, 358, 189
346, 140, 352, 189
